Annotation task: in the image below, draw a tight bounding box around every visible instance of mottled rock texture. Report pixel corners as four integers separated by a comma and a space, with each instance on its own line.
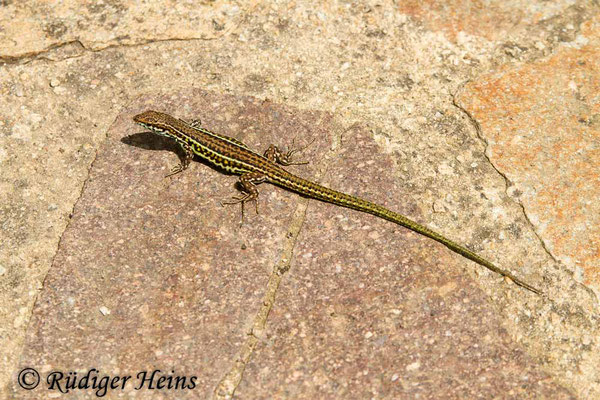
2, 1, 598, 399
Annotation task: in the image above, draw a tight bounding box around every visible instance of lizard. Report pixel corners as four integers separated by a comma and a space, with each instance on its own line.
133, 110, 540, 294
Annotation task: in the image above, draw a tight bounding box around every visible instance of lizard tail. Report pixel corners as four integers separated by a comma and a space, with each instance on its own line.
274, 172, 541, 294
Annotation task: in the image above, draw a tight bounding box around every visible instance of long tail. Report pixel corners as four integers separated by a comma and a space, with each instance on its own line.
272, 171, 541, 294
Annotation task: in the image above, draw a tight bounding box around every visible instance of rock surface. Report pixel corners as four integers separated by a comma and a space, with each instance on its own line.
1, 1, 598, 399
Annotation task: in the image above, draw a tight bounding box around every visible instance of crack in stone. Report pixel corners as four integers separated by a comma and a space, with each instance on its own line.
1, 37, 215, 66
0, 1, 259, 66
212, 198, 309, 400
212, 120, 354, 400
0, 40, 85, 65
6, 113, 117, 396
23, 110, 115, 307
451, 90, 559, 267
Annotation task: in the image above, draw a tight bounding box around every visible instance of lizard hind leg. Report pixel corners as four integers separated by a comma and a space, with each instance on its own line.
220, 172, 266, 224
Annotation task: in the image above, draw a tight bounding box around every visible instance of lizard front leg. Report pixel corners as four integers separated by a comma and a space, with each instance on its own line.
166, 142, 195, 177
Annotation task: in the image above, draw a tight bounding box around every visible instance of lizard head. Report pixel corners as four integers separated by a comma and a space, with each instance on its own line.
133, 110, 178, 138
